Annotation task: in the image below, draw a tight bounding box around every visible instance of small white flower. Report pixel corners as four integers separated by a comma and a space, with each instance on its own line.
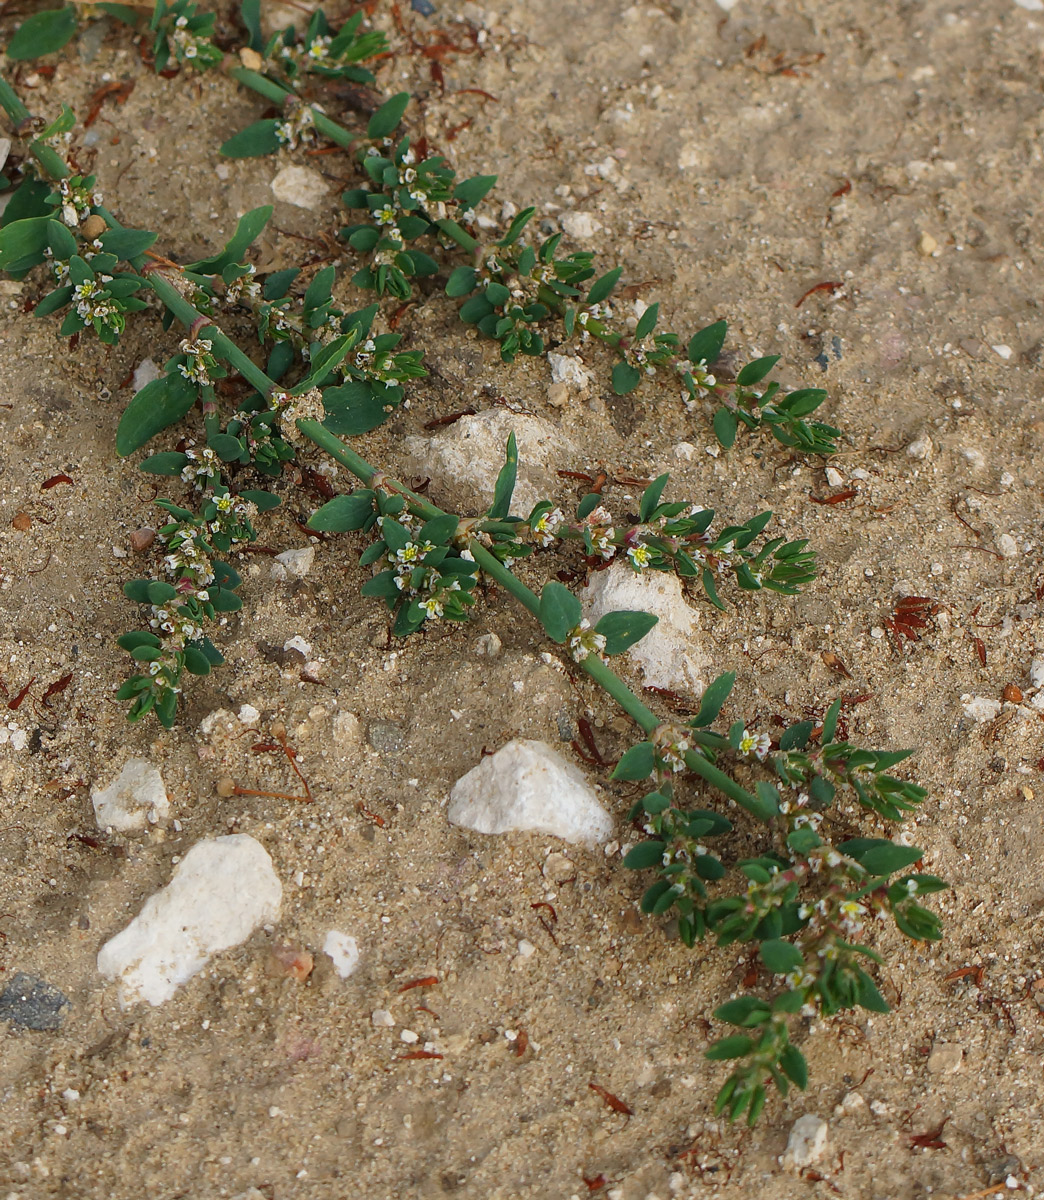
627, 543, 651, 570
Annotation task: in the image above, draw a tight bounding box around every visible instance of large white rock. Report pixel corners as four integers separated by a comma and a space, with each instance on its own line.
91, 758, 169, 834
97, 835, 282, 1007
447, 739, 612, 846
782, 1114, 830, 1169
402, 408, 567, 517
582, 562, 711, 693
270, 164, 329, 210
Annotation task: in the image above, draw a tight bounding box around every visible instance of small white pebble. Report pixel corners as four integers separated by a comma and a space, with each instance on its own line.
371, 1009, 395, 1027
906, 435, 932, 460
997, 533, 1019, 558
825, 467, 844, 487
517, 939, 537, 958
400, 1029, 419, 1044
991, 344, 1013, 360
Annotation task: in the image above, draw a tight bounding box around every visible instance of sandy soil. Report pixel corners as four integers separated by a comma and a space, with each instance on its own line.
1, 1, 1044, 1197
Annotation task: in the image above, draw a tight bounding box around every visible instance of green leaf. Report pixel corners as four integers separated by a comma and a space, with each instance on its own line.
418, 513, 459, 546
367, 92, 410, 139
538, 581, 581, 643
759, 939, 803, 975
237, 489, 281, 512
33, 285, 73, 317
6, 5, 77, 60
705, 1035, 753, 1061
701, 566, 724, 611
639, 473, 669, 523
586, 266, 622, 306
779, 1044, 808, 1090
211, 588, 243, 613
186, 206, 273, 273
690, 672, 735, 727
307, 491, 376, 532
779, 387, 827, 417
140, 451, 190, 476
240, 0, 262, 49
715, 996, 771, 1026
183, 644, 212, 675
594, 610, 658, 656
821, 698, 841, 744
786, 826, 822, 856
322, 380, 391, 436
219, 120, 282, 160
446, 266, 478, 297
99, 227, 158, 262
487, 432, 517, 520
611, 361, 642, 395
736, 355, 780, 387
116, 631, 161, 652
687, 319, 728, 365
856, 969, 891, 1013
0, 215, 49, 273
146, 581, 176, 604
611, 741, 655, 781
779, 720, 814, 751
453, 173, 497, 209
713, 407, 738, 449
622, 841, 666, 870
839, 839, 924, 877
116, 372, 199, 456
634, 302, 659, 340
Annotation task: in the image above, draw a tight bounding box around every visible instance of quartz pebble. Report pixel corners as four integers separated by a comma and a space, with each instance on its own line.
97, 835, 282, 1007
91, 758, 169, 834
270, 164, 329, 210
906, 435, 932, 460
961, 695, 1002, 723
372, 1009, 395, 1027
782, 1114, 830, 1168
583, 561, 711, 693
927, 1041, 963, 1074
560, 211, 601, 239
448, 739, 612, 845
323, 931, 361, 979
273, 546, 315, 578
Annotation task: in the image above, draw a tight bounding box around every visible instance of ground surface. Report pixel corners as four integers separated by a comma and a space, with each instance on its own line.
1, 1, 1044, 1198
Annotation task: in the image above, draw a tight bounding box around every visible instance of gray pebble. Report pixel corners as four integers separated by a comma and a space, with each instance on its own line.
0, 972, 69, 1031
367, 720, 406, 754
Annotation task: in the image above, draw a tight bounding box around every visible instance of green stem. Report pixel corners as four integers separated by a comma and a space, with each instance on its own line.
230, 67, 355, 150
296, 419, 772, 821
0, 74, 70, 180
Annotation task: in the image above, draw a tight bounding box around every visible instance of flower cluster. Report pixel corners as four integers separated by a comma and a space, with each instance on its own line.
179, 444, 221, 490
177, 336, 217, 386
55, 175, 102, 228
275, 97, 320, 150
565, 618, 607, 664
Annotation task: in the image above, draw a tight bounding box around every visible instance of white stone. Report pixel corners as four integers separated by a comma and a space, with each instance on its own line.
400, 1028, 419, 1044
677, 142, 701, 170
372, 1009, 395, 1027
991, 343, 1013, 360
825, 467, 845, 487
402, 408, 568, 516
237, 704, 260, 725
672, 442, 696, 462
448, 739, 613, 846
323, 931, 360, 979
97, 835, 282, 1007
1029, 658, 1044, 689
548, 353, 592, 391
926, 1042, 963, 1074
997, 533, 1019, 558
833, 1091, 865, 1118
961, 695, 1002, 723
133, 358, 161, 392
274, 546, 315, 577
961, 446, 986, 469
560, 211, 602, 240
782, 1114, 830, 1169
1015, 0, 1044, 10
582, 562, 710, 693
332, 711, 362, 745
283, 634, 312, 657
270, 165, 329, 210
474, 632, 502, 658
906, 435, 932, 460
91, 759, 169, 834
517, 938, 537, 958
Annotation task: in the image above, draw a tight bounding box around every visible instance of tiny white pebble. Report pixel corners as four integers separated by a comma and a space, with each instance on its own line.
400, 1029, 419, 1044
371, 1009, 395, 1027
